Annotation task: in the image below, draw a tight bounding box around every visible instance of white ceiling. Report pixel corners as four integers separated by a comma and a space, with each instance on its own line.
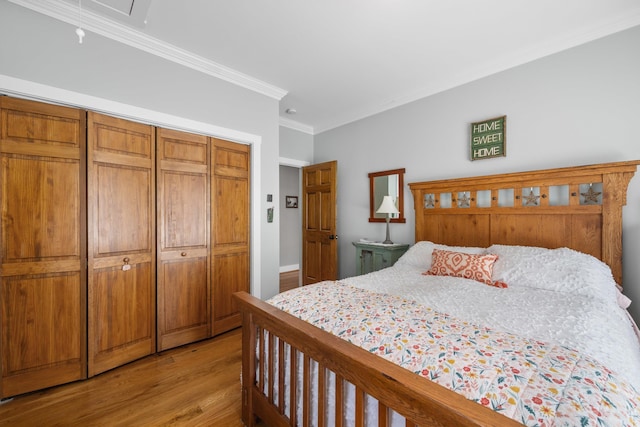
12, 0, 640, 134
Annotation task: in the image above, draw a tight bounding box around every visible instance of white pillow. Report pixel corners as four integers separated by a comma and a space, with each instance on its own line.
487, 244, 618, 303
395, 241, 485, 269
394, 241, 434, 268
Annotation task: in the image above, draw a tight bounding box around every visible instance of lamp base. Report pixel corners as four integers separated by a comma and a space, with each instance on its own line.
382, 218, 393, 244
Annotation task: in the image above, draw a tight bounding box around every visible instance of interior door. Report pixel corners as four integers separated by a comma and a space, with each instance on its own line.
87, 112, 156, 376
156, 128, 210, 351
211, 138, 250, 335
0, 97, 87, 398
302, 161, 338, 285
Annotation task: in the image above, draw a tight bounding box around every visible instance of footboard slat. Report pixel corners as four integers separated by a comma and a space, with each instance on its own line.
235, 291, 521, 427
317, 364, 326, 427
278, 338, 285, 414
290, 346, 298, 426
355, 386, 365, 427
378, 402, 388, 427
303, 354, 311, 427
258, 326, 265, 393
335, 373, 344, 427
268, 332, 276, 407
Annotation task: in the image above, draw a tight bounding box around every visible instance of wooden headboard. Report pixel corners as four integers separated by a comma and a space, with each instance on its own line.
409, 161, 639, 285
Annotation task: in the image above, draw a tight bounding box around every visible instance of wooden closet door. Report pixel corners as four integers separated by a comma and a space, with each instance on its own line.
211, 138, 250, 336
87, 112, 155, 376
0, 97, 87, 398
157, 128, 210, 351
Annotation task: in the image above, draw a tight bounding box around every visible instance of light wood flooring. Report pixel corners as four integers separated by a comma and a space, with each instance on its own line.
0, 329, 244, 427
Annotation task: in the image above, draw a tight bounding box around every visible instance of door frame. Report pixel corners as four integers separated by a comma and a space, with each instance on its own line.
279, 157, 310, 286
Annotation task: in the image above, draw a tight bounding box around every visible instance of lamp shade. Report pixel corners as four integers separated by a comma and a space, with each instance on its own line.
376, 195, 399, 215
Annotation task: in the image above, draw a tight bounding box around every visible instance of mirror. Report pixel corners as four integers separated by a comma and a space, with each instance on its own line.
369, 168, 406, 223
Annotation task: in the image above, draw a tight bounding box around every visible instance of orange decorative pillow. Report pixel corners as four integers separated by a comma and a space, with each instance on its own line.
423, 249, 507, 288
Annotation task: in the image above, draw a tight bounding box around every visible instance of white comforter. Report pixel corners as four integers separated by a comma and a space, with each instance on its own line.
343, 263, 640, 391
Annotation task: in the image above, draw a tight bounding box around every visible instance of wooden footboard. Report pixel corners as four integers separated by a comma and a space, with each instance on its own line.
234, 291, 521, 427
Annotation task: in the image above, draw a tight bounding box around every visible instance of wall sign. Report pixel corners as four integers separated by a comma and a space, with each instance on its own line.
470, 115, 506, 161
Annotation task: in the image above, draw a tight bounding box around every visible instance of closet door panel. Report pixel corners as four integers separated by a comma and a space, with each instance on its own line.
88, 112, 155, 377
2, 275, 81, 369
1, 273, 83, 397
157, 128, 209, 351
161, 172, 207, 248
90, 263, 153, 372
3, 157, 80, 261
211, 251, 249, 334
0, 100, 80, 154
158, 257, 208, 349
213, 177, 249, 244
211, 138, 250, 336
94, 164, 152, 254
0, 97, 86, 398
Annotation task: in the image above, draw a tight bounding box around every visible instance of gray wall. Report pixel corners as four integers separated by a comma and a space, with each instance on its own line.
279, 165, 301, 270
314, 25, 640, 321
280, 126, 314, 164
0, 2, 281, 300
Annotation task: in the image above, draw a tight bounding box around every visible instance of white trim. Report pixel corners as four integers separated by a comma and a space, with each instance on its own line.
279, 157, 311, 168
279, 116, 315, 135
1, 75, 258, 143
279, 264, 299, 273
0, 74, 263, 300
8, 0, 287, 101
250, 142, 262, 300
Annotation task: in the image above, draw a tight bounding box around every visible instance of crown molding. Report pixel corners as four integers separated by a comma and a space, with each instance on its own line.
0, 74, 261, 146
279, 157, 310, 168
8, 0, 288, 101
279, 116, 315, 135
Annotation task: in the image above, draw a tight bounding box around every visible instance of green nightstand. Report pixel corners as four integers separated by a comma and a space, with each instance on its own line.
353, 241, 410, 275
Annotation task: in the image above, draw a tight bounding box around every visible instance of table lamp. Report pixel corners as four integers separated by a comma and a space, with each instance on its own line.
376, 195, 399, 244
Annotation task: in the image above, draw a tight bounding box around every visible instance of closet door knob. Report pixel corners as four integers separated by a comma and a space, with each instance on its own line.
181, 252, 187, 257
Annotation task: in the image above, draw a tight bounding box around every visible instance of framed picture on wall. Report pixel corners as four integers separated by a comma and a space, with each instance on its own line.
470, 115, 506, 161
286, 196, 298, 208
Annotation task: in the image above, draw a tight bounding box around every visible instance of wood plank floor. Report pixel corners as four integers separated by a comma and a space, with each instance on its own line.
0, 329, 244, 427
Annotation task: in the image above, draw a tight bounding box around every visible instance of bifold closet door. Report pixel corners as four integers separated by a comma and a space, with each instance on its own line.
0, 97, 87, 398
156, 128, 210, 351
87, 112, 156, 377
211, 138, 250, 336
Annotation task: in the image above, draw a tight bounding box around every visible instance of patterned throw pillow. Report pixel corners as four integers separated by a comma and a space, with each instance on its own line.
423, 249, 507, 288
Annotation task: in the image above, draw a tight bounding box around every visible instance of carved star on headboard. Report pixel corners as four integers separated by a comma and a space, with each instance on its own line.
523, 188, 540, 206
581, 185, 602, 204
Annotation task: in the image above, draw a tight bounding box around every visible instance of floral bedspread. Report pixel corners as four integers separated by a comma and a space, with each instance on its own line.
268, 281, 640, 426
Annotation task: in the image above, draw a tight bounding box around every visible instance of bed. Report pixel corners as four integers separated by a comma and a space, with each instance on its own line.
234, 160, 640, 426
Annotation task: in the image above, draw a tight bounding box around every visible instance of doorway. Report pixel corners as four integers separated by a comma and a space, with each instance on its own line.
279, 158, 309, 292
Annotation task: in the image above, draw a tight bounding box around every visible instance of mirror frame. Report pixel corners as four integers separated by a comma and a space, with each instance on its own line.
368, 168, 406, 223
